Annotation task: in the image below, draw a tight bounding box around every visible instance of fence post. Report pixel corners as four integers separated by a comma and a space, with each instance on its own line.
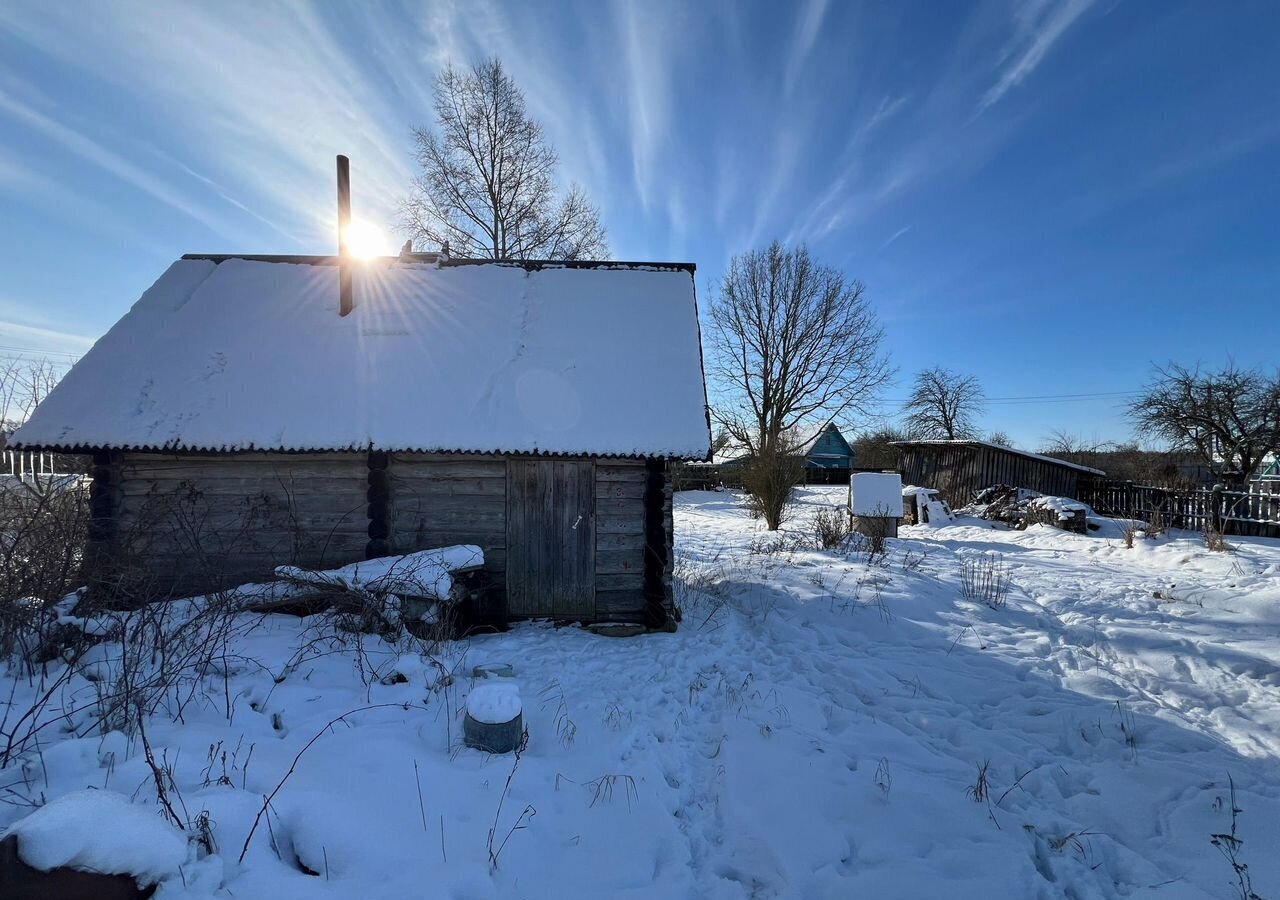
1210, 484, 1224, 534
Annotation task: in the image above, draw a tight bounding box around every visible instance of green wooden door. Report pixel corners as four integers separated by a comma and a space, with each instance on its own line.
506, 459, 596, 619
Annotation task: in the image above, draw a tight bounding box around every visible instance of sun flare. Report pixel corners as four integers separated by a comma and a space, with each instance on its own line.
343, 221, 389, 259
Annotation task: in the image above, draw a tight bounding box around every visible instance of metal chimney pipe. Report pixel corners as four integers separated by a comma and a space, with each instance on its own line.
337, 155, 353, 316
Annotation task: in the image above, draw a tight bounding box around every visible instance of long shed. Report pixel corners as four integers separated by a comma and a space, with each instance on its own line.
11, 254, 711, 628
893, 440, 1105, 506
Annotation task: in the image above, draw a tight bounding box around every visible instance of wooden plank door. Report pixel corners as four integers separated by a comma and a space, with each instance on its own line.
506, 459, 596, 619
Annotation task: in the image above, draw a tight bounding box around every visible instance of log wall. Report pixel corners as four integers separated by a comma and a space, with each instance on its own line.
389, 453, 508, 621
595, 459, 673, 624
102, 451, 675, 625
112, 452, 368, 596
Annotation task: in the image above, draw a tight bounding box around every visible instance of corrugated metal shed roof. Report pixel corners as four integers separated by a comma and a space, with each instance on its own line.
891, 440, 1106, 476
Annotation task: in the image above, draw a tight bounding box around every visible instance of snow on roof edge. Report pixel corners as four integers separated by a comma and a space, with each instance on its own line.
182, 253, 697, 274
6, 439, 711, 460
890, 439, 1107, 476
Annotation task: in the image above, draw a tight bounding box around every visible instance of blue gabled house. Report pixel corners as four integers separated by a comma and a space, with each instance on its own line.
801, 423, 855, 480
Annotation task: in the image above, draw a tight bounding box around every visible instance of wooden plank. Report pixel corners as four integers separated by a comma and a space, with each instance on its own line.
596, 532, 647, 551
596, 548, 645, 575
596, 497, 645, 518
596, 464, 647, 482
120, 475, 367, 494
554, 460, 596, 618
390, 455, 507, 476
597, 517, 645, 536
595, 588, 646, 619
393, 494, 505, 514
390, 476, 505, 497
596, 573, 644, 592
394, 529, 506, 551
117, 507, 368, 531
595, 480, 646, 500
505, 460, 546, 617
394, 507, 506, 530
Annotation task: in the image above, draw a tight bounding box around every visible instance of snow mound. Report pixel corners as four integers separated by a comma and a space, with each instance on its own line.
1027, 495, 1089, 521
276, 545, 482, 600
6, 789, 187, 886
923, 499, 954, 524
466, 681, 522, 724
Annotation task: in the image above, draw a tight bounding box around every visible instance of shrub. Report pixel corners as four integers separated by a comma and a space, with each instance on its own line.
741, 446, 805, 531
1204, 524, 1231, 553
0, 475, 90, 661
853, 504, 895, 559
813, 506, 851, 550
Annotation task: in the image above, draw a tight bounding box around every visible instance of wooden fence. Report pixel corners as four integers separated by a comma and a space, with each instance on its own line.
1078, 480, 1280, 539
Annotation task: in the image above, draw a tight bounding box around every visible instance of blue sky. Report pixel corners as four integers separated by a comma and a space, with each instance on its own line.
1, 0, 1277, 448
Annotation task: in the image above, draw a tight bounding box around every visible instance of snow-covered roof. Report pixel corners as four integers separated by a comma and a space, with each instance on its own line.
12, 256, 712, 458
891, 439, 1106, 476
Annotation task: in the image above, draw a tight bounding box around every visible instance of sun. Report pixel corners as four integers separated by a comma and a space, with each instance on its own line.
343, 221, 389, 259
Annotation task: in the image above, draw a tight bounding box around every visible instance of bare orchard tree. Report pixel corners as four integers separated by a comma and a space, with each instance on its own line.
851, 426, 907, 470
1129, 362, 1280, 488
902, 367, 984, 440
403, 58, 609, 261
0, 357, 62, 436
709, 242, 891, 457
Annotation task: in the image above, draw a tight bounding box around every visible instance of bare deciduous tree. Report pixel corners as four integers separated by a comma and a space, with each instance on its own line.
986, 430, 1014, 448
902, 367, 984, 440
1129, 362, 1280, 487
708, 242, 891, 457
0, 357, 62, 437
402, 58, 608, 261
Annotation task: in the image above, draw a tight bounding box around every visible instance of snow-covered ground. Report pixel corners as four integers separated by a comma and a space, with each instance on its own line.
3, 486, 1280, 898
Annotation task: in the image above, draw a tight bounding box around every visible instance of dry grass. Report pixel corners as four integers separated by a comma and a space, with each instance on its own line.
960, 553, 1013, 610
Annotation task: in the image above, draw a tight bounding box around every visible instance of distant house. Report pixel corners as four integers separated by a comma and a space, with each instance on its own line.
1252, 455, 1280, 483
801, 423, 855, 480
893, 439, 1105, 505
11, 254, 711, 628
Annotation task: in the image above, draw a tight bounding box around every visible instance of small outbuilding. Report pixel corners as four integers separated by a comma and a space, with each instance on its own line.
893, 440, 1105, 507
849, 472, 903, 538
12, 254, 711, 629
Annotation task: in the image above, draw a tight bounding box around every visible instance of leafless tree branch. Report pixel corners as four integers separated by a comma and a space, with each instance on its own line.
902, 367, 984, 440
707, 242, 892, 458
1129, 362, 1280, 487
401, 58, 608, 261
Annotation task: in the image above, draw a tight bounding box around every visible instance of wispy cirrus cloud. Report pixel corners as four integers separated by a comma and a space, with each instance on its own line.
0, 308, 95, 358
977, 0, 1096, 113
0, 2, 425, 246
878, 225, 912, 251
783, 0, 831, 97
0, 87, 236, 237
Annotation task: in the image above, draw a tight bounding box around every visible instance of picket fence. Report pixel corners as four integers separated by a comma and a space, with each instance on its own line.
1078, 480, 1280, 539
